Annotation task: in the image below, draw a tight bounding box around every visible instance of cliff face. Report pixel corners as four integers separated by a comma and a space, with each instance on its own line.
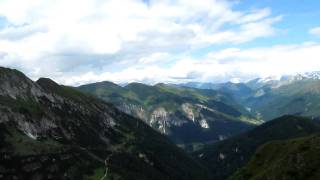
0, 67, 211, 180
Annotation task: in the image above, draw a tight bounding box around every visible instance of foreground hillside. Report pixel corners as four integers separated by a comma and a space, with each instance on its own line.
231, 134, 320, 180
194, 115, 320, 180
0, 67, 211, 180
78, 81, 259, 150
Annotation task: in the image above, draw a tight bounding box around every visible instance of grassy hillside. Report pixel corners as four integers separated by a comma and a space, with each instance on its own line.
194, 115, 320, 180
230, 134, 320, 180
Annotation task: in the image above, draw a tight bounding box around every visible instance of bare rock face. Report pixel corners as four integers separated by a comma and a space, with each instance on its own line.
182, 103, 196, 122
181, 103, 212, 129
199, 119, 209, 129
118, 103, 148, 122
150, 107, 168, 133
118, 100, 234, 137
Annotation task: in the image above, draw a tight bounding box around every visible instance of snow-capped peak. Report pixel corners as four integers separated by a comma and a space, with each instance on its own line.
301, 71, 320, 80
257, 75, 282, 83
283, 71, 320, 82
247, 71, 320, 90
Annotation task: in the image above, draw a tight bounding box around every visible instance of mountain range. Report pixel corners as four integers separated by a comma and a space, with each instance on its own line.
180, 71, 320, 121
0, 67, 211, 180
78, 82, 260, 151
76, 72, 320, 179
2, 67, 320, 180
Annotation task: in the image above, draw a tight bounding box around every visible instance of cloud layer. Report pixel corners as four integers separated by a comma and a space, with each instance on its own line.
0, 0, 318, 85
60, 42, 320, 85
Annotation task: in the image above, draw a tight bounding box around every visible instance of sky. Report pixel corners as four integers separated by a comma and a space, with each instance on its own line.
0, 0, 320, 86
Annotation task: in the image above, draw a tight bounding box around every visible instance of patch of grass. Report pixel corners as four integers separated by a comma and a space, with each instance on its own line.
230, 134, 320, 180
239, 115, 264, 125
88, 167, 123, 180
88, 168, 105, 180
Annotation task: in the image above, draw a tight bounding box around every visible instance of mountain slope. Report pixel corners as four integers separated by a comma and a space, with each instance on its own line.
78, 81, 259, 149
244, 79, 320, 120
0, 67, 211, 180
185, 73, 320, 121
194, 115, 320, 180
179, 82, 253, 103
230, 134, 320, 180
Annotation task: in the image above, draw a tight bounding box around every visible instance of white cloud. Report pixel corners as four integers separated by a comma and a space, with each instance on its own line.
206, 42, 320, 78
58, 42, 320, 86
138, 52, 171, 65
0, 0, 283, 85
309, 27, 320, 37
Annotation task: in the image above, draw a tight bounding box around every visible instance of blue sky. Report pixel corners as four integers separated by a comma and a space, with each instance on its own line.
193, 0, 320, 56
236, 0, 320, 44
0, 0, 320, 85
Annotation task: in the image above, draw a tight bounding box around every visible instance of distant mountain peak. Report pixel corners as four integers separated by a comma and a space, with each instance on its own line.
257, 75, 281, 83
246, 71, 320, 90
277, 71, 320, 82
299, 71, 320, 80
